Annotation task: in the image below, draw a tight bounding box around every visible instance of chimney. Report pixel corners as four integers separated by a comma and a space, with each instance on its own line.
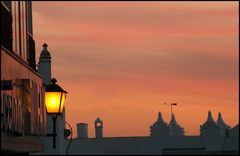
77, 123, 88, 139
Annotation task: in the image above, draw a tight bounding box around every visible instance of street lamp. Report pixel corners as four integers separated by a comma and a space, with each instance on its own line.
45, 78, 67, 148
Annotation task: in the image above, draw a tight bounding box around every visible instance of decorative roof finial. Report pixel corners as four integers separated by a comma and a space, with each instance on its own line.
40, 43, 51, 58
51, 78, 57, 85
206, 110, 215, 123
157, 112, 164, 122
43, 43, 48, 48
170, 113, 177, 125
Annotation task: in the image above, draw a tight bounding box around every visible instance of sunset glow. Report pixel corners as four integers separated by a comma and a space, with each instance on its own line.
32, 2, 239, 138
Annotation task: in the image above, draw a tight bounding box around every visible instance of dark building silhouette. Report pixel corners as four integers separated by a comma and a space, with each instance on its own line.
200, 111, 221, 137
168, 114, 185, 136
200, 111, 222, 150
77, 123, 88, 139
150, 112, 171, 137
217, 112, 231, 135
1, 1, 46, 154
95, 117, 103, 138
66, 111, 238, 155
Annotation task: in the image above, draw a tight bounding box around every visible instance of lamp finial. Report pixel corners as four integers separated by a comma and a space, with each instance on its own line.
51, 78, 57, 84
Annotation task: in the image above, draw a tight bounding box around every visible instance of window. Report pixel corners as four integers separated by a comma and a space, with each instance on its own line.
1, 3, 12, 51
12, 1, 21, 55
26, 1, 33, 35
1, 1, 11, 11
96, 123, 102, 127
10, 1, 28, 61
20, 1, 27, 61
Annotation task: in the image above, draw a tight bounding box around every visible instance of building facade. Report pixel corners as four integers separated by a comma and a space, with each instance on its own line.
1, 1, 46, 154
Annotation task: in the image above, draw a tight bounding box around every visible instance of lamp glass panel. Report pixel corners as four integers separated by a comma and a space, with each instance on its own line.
45, 92, 63, 114
59, 92, 66, 113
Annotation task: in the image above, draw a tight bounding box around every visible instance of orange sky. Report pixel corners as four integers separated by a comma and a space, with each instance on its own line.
32, 2, 239, 138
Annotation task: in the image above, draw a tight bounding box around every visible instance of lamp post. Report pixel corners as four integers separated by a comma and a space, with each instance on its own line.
45, 78, 67, 148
